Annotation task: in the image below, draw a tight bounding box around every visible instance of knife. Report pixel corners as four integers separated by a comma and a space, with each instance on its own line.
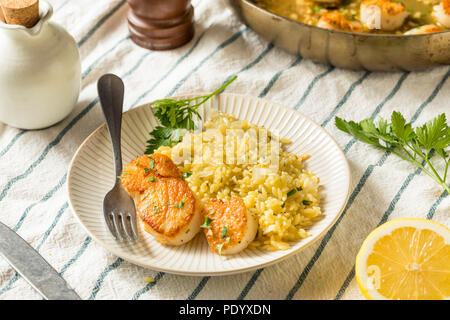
0, 221, 81, 300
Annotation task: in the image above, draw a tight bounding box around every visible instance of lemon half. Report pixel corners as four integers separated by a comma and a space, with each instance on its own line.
355, 218, 450, 300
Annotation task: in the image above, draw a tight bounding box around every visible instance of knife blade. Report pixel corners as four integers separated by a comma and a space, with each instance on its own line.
0, 221, 81, 300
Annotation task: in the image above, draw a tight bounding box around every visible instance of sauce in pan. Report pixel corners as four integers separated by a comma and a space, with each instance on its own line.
252, 0, 450, 34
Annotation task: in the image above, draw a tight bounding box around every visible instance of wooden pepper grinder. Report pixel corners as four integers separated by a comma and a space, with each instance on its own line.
127, 0, 194, 50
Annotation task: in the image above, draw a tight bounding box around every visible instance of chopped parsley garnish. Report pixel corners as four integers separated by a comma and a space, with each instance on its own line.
148, 176, 155, 182
287, 189, 297, 197
165, 202, 171, 206
174, 201, 185, 208
183, 172, 192, 178
226, 237, 230, 243
296, 186, 303, 192
200, 216, 212, 229
185, 228, 190, 234
220, 226, 228, 239
281, 202, 285, 208
143, 202, 154, 209
217, 243, 224, 255
302, 200, 312, 206
149, 157, 155, 169
136, 161, 140, 167
209, 210, 215, 215
144, 76, 237, 154
141, 192, 150, 201
153, 206, 159, 214
144, 168, 151, 173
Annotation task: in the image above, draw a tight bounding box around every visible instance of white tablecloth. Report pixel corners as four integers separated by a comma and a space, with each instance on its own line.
0, 0, 448, 300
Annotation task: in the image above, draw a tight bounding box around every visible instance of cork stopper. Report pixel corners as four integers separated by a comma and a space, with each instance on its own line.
0, 0, 39, 28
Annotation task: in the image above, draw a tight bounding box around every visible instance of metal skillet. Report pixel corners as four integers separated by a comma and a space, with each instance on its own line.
229, 0, 450, 71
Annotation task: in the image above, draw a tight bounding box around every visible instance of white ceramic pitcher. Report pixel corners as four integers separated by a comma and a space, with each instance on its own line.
0, 1, 81, 130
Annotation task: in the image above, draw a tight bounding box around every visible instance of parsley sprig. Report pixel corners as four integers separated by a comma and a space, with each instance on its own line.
145, 76, 237, 154
335, 112, 450, 194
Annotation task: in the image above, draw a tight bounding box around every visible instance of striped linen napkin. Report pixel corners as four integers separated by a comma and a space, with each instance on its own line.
0, 0, 448, 300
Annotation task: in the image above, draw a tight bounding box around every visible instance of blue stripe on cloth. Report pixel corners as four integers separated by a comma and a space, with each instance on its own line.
427, 191, 448, 219
128, 28, 209, 109
0, 201, 69, 296
13, 174, 67, 232
285, 68, 450, 300
60, 237, 92, 275
320, 71, 371, 127
77, 1, 126, 47
237, 269, 263, 300
132, 272, 165, 300
165, 27, 248, 98
36, 202, 69, 251
187, 276, 211, 300
293, 66, 335, 110
0, 131, 27, 159
81, 36, 130, 79
259, 57, 303, 98
222, 43, 275, 85
343, 72, 410, 153
55, 0, 72, 11
89, 258, 124, 300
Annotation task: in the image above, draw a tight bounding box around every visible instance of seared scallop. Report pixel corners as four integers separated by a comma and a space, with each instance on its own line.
317, 11, 364, 32
202, 198, 257, 255
120, 153, 180, 200
360, 0, 408, 31
137, 177, 202, 246
433, 0, 450, 28
404, 24, 444, 34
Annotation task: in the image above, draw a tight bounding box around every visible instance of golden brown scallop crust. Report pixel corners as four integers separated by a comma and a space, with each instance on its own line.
120, 153, 180, 194
202, 197, 248, 253
320, 11, 363, 32
362, 0, 406, 15
443, 0, 450, 15
137, 177, 197, 238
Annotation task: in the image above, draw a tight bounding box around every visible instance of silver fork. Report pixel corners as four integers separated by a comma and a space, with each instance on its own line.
98, 74, 139, 241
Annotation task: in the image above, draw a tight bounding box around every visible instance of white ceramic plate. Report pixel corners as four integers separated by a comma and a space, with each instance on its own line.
67, 93, 351, 276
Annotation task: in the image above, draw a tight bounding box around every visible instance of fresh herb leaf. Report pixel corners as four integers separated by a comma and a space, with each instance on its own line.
144, 168, 151, 173
217, 243, 224, 255
302, 200, 312, 206
149, 157, 155, 169
335, 112, 450, 194
287, 189, 297, 197
221, 226, 228, 239
183, 172, 192, 178
145, 76, 238, 154
200, 216, 212, 229
174, 201, 185, 208
148, 177, 155, 182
